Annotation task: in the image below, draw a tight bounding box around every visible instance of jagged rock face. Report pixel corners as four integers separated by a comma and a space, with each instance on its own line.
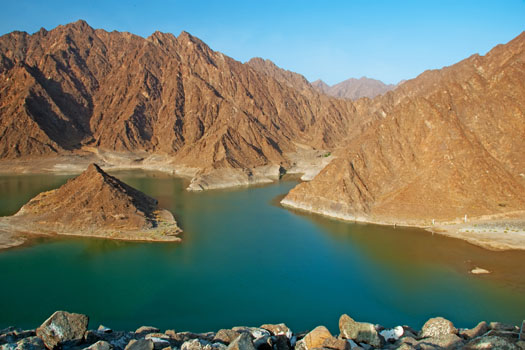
312, 77, 395, 100
10, 163, 181, 238
0, 20, 363, 171
283, 32, 525, 224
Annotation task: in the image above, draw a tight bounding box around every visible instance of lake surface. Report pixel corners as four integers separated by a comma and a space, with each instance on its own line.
0, 171, 524, 333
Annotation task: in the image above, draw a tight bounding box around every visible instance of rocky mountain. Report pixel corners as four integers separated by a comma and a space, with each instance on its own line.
311, 77, 395, 100
0, 20, 370, 188
283, 32, 525, 226
1, 163, 181, 243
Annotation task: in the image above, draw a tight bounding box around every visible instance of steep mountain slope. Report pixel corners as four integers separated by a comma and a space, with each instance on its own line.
0, 21, 368, 188
283, 32, 525, 225
312, 77, 395, 100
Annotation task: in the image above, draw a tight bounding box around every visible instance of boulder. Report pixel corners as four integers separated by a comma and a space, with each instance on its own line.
181, 339, 211, 350
420, 317, 457, 338
321, 336, 350, 350
295, 326, 331, 350
489, 323, 519, 332
260, 324, 291, 338
521, 321, 525, 341
231, 328, 268, 340
85, 340, 114, 350
416, 334, 463, 349
214, 330, 241, 345
460, 321, 489, 340
135, 327, 161, 337
144, 336, 171, 350
273, 335, 290, 350
36, 311, 89, 350
125, 339, 154, 350
226, 333, 255, 350
338, 315, 383, 348
253, 336, 272, 350
464, 335, 521, 349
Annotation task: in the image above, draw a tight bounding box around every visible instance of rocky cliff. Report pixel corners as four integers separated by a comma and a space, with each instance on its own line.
0, 20, 369, 188
311, 77, 395, 100
283, 32, 525, 227
0, 163, 181, 244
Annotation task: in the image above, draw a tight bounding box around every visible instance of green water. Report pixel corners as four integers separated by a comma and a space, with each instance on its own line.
0, 171, 524, 333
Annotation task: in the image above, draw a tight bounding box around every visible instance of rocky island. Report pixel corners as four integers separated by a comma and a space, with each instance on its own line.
0, 164, 181, 249
1, 311, 524, 350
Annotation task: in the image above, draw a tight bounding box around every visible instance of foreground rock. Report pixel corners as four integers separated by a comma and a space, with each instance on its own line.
36, 311, 88, 349
0, 164, 182, 249
2, 311, 524, 350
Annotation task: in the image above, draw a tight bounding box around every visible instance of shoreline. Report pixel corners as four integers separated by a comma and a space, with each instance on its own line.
280, 198, 525, 251
2, 311, 523, 350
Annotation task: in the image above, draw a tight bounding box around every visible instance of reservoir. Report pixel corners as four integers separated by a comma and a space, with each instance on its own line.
0, 171, 524, 333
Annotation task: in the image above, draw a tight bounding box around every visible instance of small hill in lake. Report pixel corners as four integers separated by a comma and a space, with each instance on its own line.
2, 164, 181, 243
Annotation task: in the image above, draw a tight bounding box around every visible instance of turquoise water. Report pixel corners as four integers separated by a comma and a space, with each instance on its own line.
0, 171, 524, 333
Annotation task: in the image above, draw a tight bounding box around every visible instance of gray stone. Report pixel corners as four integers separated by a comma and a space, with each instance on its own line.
214, 330, 241, 345
125, 339, 154, 350
338, 315, 383, 348
0, 330, 35, 346
2, 336, 45, 350
460, 321, 489, 340
420, 317, 457, 338
36, 311, 89, 350
85, 340, 114, 350
98, 326, 113, 334
85, 330, 134, 350
231, 329, 268, 341
520, 321, 525, 341
464, 335, 521, 349
517, 340, 525, 350
227, 333, 255, 350
260, 325, 291, 338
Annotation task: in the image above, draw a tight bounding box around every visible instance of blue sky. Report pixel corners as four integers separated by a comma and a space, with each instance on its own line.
1, 0, 523, 85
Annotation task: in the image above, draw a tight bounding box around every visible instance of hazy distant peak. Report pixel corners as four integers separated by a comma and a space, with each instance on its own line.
311, 76, 395, 100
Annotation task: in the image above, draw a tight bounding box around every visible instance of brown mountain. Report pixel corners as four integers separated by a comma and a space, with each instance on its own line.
0, 163, 181, 244
312, 77, 395, 100
0, 20, 369, 189
283, 32, 525, 230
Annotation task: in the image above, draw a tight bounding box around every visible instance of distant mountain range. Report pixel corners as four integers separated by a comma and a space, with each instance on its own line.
311, 77, 395, 100
1, 20, 524, 227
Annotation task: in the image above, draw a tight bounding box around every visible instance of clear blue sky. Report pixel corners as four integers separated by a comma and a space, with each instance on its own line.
1, 0, 523, 85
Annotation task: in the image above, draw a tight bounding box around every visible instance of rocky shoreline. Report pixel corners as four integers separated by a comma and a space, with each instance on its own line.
280, 198, 525, 252
1, 311, 524, 350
